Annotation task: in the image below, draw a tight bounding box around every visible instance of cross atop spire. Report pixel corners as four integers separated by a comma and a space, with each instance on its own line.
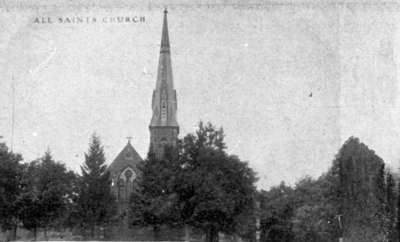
126, 136, 133, 143
160, 8, 170, 53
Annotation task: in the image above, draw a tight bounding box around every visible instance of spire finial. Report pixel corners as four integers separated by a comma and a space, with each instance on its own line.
126, 136, 133, 143
160, 8, 170, 52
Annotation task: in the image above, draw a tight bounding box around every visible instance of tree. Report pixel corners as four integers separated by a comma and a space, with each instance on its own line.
129, 147, 182, 239
75, 134, 116, 238
18, 151, 76, 240
17, 162, 42, 240
386, 171, 397, 242
336, 137, 388, 242
0, 140, 23, 240
258, 137, 391, 242
177, 121, 258, 242
291, 175, 340, 242
259, 182, 294, 242
397, 175, 400, 242
258, 155, 343, 242
129, 121, 257, 242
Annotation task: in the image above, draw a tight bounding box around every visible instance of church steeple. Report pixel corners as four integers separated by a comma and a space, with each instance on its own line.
160, 9, 170, 52
149, 9, 179, 160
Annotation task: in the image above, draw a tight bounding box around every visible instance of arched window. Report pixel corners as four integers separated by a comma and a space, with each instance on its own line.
121, 167, 136, 182
118, 167, 136, 203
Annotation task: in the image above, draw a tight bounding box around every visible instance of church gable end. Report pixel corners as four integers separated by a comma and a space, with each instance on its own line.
108, 141, 143, 213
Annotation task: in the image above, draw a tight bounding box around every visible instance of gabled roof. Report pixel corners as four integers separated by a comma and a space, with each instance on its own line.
108, 141, 143, 177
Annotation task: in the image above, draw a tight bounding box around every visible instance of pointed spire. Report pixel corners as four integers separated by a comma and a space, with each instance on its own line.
150, 8, 178, 128
149, 9, 179, 160
160, 8, 170, 53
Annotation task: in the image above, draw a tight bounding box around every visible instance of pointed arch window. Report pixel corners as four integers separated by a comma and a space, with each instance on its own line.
117, 167, 136, 203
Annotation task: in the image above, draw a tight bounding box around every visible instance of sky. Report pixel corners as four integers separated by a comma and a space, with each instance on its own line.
1, 0, 400, 189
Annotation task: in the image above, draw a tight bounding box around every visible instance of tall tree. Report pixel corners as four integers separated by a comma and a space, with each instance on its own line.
178, 122, 257, 242
0, 140, 23, 240
129, 147, 182, 239
18, 151, 76, 240
75, 134, 116, 238
336, 137, 388, 242
129, 121, 257, 242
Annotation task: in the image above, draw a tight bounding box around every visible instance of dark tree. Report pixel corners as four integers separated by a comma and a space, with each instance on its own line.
386, 171, 397, 242
178, 122, 257, 242
397, 175, 400, 242
292, 175, 341, 242
335, 137, 388, 242
0, 140, 23, 240
75, 134, 116, 238
258, 137, 395, 242
18, 151, 76, 240
258, 156, 343, 242
129, 147, 182, 239
129, 121, 257, 242
259, 182, 294, 242
17, 164, 42, 241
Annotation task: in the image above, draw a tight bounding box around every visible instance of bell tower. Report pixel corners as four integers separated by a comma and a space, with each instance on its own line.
149, 9, 179, 159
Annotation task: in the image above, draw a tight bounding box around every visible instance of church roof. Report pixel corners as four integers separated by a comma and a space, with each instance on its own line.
108, 141, 143, 177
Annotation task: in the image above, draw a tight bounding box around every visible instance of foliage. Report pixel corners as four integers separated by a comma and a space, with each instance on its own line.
0, 141, 23, 232
291, 174, 340, 242
259, 182, 294, 242
178, 122, 258, 242
336, 137, 388, 242
397, 177, 400, 242
386, 171, 397, 242
17, 151, 76, 239
129, 146, 181, 229
258, 136, 397, 242
74, 134, 116, 237
259, 176, 341, 242
130, 121, 258, 242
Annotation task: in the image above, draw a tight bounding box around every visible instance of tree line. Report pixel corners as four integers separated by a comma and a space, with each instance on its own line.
0, 134, 116, 241
2, 125, 398, 242
259, 137, 400, 242
0, 122, 258, 242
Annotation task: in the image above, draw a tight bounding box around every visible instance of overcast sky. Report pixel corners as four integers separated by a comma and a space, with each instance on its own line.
1, 0, 400, 189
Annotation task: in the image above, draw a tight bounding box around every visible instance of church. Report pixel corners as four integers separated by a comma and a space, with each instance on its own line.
104, 10, 202, 241
104, 10, 245, 242
107, 8, 180, 219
